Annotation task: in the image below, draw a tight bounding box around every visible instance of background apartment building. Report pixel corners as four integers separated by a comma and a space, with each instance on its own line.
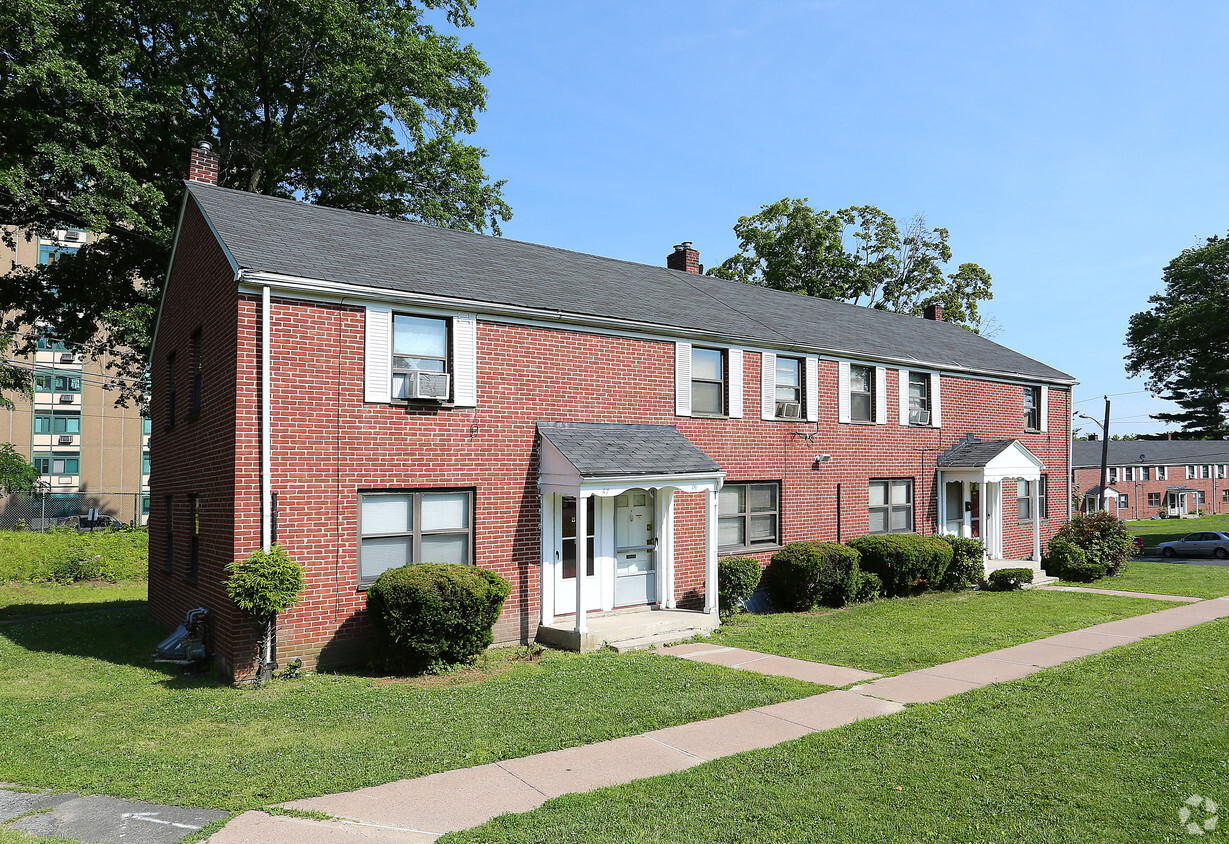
1, 226, 150, 526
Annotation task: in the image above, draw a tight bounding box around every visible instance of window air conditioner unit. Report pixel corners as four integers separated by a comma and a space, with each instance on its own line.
58, 394, 74, 404
909, 409, 931, 426
59, 352, 76, 363
58, 435, 74, 445
777, 401, 802, 419
403, 370, 450, 401
64, 230, 80, 241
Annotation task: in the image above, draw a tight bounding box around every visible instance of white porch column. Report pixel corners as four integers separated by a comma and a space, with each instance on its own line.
661, 489, 677, 609
540, 494, 554, 627
962, 481, 972, 540
1031, 479, 1041, 561
936, 470, 944, 535
574, 493, 588, 635
704, 486, 719, 614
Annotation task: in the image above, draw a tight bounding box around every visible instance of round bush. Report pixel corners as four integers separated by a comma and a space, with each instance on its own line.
987, 567, 1033, 591
1043, 536, 1094, 581
763, 541, 861, 611
367, 563, 511, 674
939, 536, 985, 591
1055, 512, 1134, 576
1059, 559, 1109, 583
847, 534, 953, 597
718, 555, 762, 615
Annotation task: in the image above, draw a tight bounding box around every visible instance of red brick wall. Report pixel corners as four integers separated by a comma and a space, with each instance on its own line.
151, 238, 1073, 679
1073, 465, 1226, 520
147, 198, 252, 679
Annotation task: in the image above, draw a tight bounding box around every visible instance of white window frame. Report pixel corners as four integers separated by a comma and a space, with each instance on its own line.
869, 478, 913, 535
717, 481, 782, 553
365, 306, 477, 407
676, 342, 742, 419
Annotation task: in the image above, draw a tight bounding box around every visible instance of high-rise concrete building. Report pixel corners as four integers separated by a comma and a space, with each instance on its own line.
1, 226, 149, 526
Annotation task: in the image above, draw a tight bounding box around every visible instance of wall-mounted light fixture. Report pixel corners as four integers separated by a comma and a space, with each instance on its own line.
813, 454, 832, 468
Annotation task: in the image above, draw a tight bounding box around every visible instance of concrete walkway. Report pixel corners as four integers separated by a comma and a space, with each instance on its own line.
199, 595, 1229, 843
1037, 584, 1202, 602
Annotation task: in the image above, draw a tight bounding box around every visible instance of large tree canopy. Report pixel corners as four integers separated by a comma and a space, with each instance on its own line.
708, 198, 993, 331
0, 0, 510, 404
1126, 233, 1229, 436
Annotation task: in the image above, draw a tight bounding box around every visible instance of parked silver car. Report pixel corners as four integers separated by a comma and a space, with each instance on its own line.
1158, 531, 1229, 559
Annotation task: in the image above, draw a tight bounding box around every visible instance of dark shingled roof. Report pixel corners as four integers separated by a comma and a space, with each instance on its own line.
537, 422, 721, 477
184, 182, 1076, 384
1072, 440, 1229, 467
937, 437, 1019, 468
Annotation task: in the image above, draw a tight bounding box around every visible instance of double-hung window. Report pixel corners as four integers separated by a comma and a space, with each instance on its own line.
1024, 386, 1041, 431
164, 497, 174, 573
850, 365, 874, 423
1149, 492, 1162, 507
358, 490, 474, 587
189, 330, 203, 417
1140, 466, 1150, 481
907, 372, 931, 425
869, 479, 913, 534
691, 347, 726, 416
1017, 476, 1048, 522
718, 482, 780, 552
166, 354, 177, 429
775, 357, 802, 419
188, 495, 200, 581
1119, 494, 1129, 509
392, 314, 450, 401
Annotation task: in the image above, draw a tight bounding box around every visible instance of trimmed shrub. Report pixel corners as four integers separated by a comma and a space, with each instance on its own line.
846, 534, 953, 597
1042, 536, 1107, 582
1054, 512, 1134, 576
367, 563, 511, 674
225, 544, 305, 619
853, 570, 883, 603
987, 567, 1033, 591
939, 536, 985, 591
763, 541, 861, 611
718, 555, 762, 616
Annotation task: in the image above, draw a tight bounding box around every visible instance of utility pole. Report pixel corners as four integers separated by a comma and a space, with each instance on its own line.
1098, 397, 1111, 511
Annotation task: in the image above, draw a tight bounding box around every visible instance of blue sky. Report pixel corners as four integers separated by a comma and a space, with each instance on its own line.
461, 1, 1229, 436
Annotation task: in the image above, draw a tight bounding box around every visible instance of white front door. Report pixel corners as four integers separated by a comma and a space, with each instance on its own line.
614, 489, 656, 607
553, 496, 600, 615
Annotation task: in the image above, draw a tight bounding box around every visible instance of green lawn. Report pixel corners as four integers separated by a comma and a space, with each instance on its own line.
1059, 560, 1229, 599
708, 590, 1170, 675
447, 619, 1229, 844
1126, 513, 1229, 550
0, 607, 820, 812
0, 581, 147, 622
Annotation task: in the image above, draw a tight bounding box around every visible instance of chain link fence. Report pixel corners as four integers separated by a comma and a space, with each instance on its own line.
0, 491, 147, 531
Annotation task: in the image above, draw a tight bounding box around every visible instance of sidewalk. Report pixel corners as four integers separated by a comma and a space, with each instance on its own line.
205, 592, 1229, 843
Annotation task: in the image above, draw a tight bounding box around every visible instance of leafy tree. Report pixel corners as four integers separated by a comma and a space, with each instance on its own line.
225, 544, 305, 685
0, 442, 39, 494
708, 198, 993, 331
0, 331, 32, 409
1125, 234, 1229, 436
0, 0, 510, 404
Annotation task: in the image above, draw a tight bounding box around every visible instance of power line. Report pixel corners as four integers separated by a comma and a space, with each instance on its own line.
1073, 390, 1151, 404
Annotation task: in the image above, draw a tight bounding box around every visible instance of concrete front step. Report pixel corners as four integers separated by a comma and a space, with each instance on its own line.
983, 558, 1055, 587
536, 608, 720, 653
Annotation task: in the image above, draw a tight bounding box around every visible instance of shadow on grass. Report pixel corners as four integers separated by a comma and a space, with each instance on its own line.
0, 599, 147, 623
0, 606, 227, 689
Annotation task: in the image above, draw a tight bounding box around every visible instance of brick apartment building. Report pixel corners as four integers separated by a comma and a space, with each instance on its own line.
1073, 439, 1229, 519
1, 226, 150, 525
150, 148, 1077, 680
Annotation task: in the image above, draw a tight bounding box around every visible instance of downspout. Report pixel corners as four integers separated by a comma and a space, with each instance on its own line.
261, 284, 272, 551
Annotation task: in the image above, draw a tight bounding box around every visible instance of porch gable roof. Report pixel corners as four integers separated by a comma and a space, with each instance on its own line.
937, 435, 1043, 482
537, 422, 721, 478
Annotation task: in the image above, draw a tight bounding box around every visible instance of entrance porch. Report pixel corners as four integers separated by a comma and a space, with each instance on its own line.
535, 422, 725, 652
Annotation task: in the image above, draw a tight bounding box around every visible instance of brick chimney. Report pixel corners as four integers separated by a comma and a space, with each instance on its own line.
188, 141, 219, 185
923, 303, 944, 321
667, 242, 701, 274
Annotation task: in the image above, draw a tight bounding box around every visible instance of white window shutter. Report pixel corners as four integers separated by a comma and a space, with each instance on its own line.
874, 366, 887, 425
1040, 385, 1049, 432
727, 349, 743, 418
675, 342, 692, 417
930, 372, 942, 427
451, 315, 477, 407
897, 369, 910, 426
760, 351, 776, 421
838, 361, 851, 424
805, 356, 819, 422
364, 305, 392, 404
